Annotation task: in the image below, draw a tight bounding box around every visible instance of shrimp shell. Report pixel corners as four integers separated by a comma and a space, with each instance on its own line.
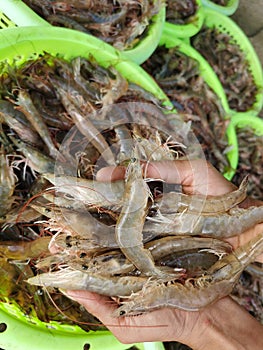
144, 205, 263, 238
145, 236, 233, 259
27, 267, 147, 296
115, 153, 180, 279
16, 90, 58, 159
156, 175, 249, 215
43, 173, 124, 209
114, 233, 263, 316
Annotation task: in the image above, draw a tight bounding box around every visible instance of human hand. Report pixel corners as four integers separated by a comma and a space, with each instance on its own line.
96, 159, 263, 262
65, 159, 263, 348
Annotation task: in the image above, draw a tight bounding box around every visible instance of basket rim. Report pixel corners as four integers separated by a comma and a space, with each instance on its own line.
230, 112, 263, 134
0, 26, 172, 108
225, 112, 263, 180
198, 8, 263, 115
201, 0, 239, 16
123, 2, 166, 64
224, 121, 238, 180
164, 0, 205, 38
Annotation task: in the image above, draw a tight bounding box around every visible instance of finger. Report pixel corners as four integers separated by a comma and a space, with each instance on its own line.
64, 290, 185, 343
96, 166, 126, 182
65, 290, 118, 319
144, 159, 236, 195
96, 159, 235, 195
226, 223, 263, 263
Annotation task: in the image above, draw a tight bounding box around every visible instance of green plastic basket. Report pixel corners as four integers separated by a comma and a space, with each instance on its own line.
231, 113, 263, 134
0, 25, 170, 350
163, 0, 204, 38
0, 0, 49, 28
225, 112, 263, 180
158, 33, 237, 180
193, 8, 263, 115
201, 0, 239, 16
0, 0, 165, 65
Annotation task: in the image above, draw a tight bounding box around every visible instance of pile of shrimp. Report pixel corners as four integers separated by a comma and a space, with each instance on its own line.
142, 45, 229, 174
0, 53, 262, 325
166, 0, 198, 25
22, 0, 162, 50
191, 26, 258, 112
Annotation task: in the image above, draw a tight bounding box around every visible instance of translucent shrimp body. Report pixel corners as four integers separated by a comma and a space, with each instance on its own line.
115, 233, 263, 316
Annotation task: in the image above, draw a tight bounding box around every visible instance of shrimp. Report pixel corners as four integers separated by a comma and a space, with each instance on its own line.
144, 205, 263, 238
31, 203, 156, 253
10, 137, 55, 175
114, 233, 263, 316
2, 205, 43, 225
30, 201, 119, 249
145, 236, 233, 259
0, 147, 16, 217
27, 267, 147, 296
0, 100, 43, 147
0, 236, 51, 260
132, 126, 176, 161
101, 69, 129, 107
48, 14, 91, 32
115, 150, 183, 279
156, 175, 249, 215
68, 250, 135, 276
16, 90, 59, 159
43, 173, 125, 209
52, 80, 116, 166
68, 236, 232, 277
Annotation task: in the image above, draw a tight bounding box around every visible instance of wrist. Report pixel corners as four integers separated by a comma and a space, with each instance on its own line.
186, 297, 263, 350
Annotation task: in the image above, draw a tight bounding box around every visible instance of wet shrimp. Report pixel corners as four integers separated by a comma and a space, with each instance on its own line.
115, 149, 183, 279
27, 267, 148, 296
52, 80, 116, 166
43, 173, 124, 209
144, 205, 263, 238
0, 236, 51, 260
10, 137, 55, 175
16, 90, 59, 159
114, 233, 263, 316
156, 175, 249, 215
0, 148, 16, 217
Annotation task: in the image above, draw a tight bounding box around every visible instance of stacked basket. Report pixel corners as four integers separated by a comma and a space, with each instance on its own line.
160, 5, 263, 179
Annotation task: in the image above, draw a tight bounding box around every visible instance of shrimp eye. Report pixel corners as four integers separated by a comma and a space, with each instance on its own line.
119, 310, 126, 316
